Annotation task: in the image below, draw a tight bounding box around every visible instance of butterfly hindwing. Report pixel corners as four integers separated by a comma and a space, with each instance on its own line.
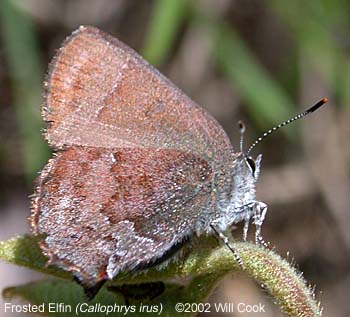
31, 147, 213, 287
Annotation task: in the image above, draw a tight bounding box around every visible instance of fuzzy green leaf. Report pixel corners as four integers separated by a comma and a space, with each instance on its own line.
1, 235, 321, 316
0, 235, 70, 279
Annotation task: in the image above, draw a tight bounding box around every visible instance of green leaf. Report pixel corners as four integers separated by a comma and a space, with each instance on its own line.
3, 280, 125, 317
0, 235, 70, 279
3, 279, 215, 316
1, 235, 322, 316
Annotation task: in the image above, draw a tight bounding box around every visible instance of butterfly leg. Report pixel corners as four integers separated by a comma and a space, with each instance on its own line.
243, 215, 250, 242
210, 223, 245, 270
252, 202, 269, 248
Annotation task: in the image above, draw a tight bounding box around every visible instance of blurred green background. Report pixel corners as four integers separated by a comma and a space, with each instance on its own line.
0, 0, 348, 316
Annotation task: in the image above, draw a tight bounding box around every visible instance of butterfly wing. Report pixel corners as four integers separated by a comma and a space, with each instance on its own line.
31, 147, 213, 287
33, 26, 236, 292
44, 26, 233, 167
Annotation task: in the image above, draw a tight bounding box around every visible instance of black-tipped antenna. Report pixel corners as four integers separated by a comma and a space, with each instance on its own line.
246, 98, 328, 156
238, 120, 245, 152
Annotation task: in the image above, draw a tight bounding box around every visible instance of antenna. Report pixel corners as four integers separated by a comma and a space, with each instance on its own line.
246, 98, 328, 156
238, 120, 245, 152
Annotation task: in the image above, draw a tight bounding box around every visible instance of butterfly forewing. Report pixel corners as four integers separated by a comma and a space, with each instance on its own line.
45, 26, 233, 166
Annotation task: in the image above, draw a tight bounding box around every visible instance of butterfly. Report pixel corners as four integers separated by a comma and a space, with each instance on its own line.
30, 26, 327, 298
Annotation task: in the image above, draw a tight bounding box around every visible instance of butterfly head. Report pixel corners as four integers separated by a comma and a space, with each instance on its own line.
230, 152, 262, 205
237, 121, 262, 181
243, 153, 262, 180
221, 98, 328, 231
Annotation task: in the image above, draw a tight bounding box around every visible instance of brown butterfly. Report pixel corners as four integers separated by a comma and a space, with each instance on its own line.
30, 26, 327, 298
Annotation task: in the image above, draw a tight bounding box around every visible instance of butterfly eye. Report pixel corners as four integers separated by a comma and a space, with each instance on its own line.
246, 157, 256, 175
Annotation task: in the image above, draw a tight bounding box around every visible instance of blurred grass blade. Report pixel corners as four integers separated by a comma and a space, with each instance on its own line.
143, 0, 189, 66
269, 0, 350, 109
0, 0, 49, 182
212, 23, 296, 137
338, 59, 350, 109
